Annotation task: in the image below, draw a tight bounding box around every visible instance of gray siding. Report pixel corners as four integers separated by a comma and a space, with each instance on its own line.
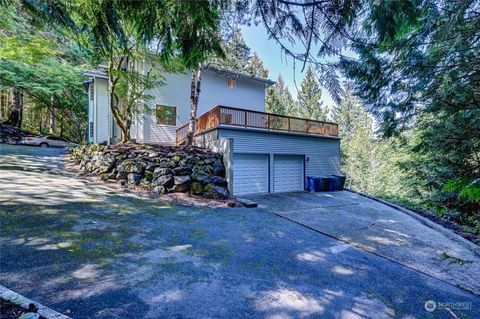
217, 128, 340, 191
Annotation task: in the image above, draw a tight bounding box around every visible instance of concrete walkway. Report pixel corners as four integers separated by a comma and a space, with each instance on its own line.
1, 145, 479, 318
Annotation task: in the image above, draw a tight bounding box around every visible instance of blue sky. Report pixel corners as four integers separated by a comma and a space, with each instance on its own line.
241, 23, 338, 108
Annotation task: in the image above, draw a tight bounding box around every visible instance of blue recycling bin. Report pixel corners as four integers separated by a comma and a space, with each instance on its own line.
332, 174, 346, 190
306, 176, 315, 192
329, 176, 340, 191
324, 176, 336, 191
314, 177, 327, 192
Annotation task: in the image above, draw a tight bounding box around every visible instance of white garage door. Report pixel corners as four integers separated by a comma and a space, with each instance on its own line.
273, 155, 304, 193
233, 153, 269, 195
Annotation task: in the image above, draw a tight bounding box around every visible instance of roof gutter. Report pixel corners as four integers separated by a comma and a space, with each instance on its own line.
82, 79, 93, 91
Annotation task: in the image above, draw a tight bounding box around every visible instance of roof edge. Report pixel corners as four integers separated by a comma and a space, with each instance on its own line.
84, 69, 108, 79
204, 65, 275, 86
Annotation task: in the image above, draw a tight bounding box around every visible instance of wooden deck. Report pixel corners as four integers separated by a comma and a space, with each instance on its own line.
176, 106, 339, 145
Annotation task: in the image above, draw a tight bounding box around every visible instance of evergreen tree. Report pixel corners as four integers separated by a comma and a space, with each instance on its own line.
331, 89, 411, 201
297, 66, 326, 121
0, 4, 88, 140
341, 0, 480, 220
266, 75, 295, 116
246, 52, 269, 78
20, 0, 224, 143
330, 87, 370, 140
223, 31, 251, 71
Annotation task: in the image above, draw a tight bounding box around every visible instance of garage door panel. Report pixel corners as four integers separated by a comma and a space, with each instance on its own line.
233, 153, 269, 195
274, 155, 304, 193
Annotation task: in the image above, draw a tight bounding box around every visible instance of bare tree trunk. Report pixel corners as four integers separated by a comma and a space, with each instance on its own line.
37, 109, 43, 134
5, 88, 23, 128
108, 60, 130, 144
186, 67, 202, 145
48, 96, 56, 134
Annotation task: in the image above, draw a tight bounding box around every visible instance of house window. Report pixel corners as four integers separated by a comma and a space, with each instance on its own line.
89, 85, 94, 100
156, 105, 177, 126
227, 78, 236, 88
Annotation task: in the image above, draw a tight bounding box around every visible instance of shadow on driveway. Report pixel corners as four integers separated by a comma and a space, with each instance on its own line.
1, 145, 479, 318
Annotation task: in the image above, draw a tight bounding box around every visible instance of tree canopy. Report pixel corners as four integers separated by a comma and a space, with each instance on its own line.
297, 66, 327, 121
0, 3, 88, 140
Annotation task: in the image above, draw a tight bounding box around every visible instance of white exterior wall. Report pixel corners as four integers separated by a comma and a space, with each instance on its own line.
140, 71, 190, 144
88, 67, 268, 145
94, 78, 110, 144
198, 71, 266, 114
87, 84, 94, 143
140, 69, 267, 145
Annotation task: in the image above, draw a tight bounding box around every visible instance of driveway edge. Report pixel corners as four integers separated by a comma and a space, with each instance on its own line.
0, 285, 72, 319
345, 189, 480, 257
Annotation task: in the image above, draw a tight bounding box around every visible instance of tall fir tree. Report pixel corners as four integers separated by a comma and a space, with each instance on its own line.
331, 88, 412, 202
330, 87, 371, 140
297, 66, 326, 121
210, 28, 250, 72
265, 75, 295, 116
246, 52, 269, 78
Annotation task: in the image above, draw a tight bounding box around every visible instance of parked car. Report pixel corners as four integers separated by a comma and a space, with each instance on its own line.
19, 135, 78, 148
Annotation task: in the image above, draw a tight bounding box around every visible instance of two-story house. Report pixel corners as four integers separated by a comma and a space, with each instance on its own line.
85, 66, 340, 196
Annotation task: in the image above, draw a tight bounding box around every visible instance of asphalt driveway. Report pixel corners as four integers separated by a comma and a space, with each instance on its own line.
1, 144, 479, 318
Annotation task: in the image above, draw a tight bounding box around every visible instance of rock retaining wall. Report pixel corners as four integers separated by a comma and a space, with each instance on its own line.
69, 144, 229, 199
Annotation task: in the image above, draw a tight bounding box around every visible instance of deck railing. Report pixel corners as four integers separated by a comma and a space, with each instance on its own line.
176, 105, 339, 145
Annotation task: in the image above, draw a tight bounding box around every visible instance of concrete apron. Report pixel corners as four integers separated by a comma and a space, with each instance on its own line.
247, 190, 480, 296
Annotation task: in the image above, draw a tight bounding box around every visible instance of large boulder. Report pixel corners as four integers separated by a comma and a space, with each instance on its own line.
191, 172, 212, 184
153, 167, 173, 178
97, 155, 116, 174
116, 171, 128, 180
152, 186, 167, 194
213, 159, 225, 177
202, 183, 229, 199
169, 175, 191, 192
153, 174, 174, 189
210, 176, 227, 187
127, 173, 142, 185
193, 165, 213, 176
173, 166, 192, 176
117, 159, 145, 174
191, 182, 205, 195
154, 157, 176, 168
145, 161, 158, 172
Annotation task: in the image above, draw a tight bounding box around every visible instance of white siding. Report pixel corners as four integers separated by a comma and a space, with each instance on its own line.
88, 84, 94, 143
217, 128, 340, 190
198, 71, 265, 115
141, 71, 190, 144
141, 69, 267, 145
95, 78, 110, 144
